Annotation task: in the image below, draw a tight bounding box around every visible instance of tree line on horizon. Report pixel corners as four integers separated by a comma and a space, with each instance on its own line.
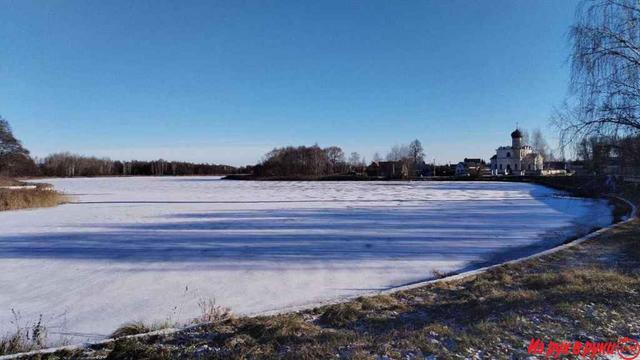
38, 153, 238, 177
1, 115, 434, 179
0, 112, 605, 179
0, 117, 239, 177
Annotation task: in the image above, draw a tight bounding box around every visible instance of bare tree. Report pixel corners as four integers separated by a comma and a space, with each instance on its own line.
372, 152, 382, 162
556, 0, 640, 145
324, 146, 345, 173
519, 128, 530, 146
617, 135, 640, 176
386, 144, 410, 161
348, 152, 361, 166
531, 129, 554, 160
575, 136, 615, 175
408, 139, 425, 165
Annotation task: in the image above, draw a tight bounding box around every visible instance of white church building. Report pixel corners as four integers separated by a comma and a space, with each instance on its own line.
490, 129, 543, 176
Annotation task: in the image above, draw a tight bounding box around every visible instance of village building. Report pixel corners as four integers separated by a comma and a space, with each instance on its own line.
490, 129, 543, 176
366, 160, 410, 179
543, 161, 568, 176
455, 162, 468, 177
455, 158, 485, 177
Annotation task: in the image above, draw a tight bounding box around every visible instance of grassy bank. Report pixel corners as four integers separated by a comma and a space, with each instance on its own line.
0, 177, 25, 187
5, 186, 635, 359
0, 179, 65, 211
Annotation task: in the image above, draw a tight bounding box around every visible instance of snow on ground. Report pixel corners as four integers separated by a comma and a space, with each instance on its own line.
0, 177, 612, 343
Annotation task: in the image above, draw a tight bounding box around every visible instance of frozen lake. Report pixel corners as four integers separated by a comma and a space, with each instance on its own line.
0, 177, 612, 343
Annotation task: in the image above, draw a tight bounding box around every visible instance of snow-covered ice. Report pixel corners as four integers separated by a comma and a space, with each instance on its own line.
0, 177, 612, 343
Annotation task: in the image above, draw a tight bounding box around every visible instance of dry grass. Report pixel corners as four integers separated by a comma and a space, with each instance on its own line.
357, 294, 406, 312
0, 314, 47, 356
104, 339, 171, 360
240, 314, 320, 343
0, 333, 36, 356
194, 298, 233, 325
110, 320, 176, 339
0, 187, 65, 211
0, 176, 24, 187
319, 302, 363, 327
110, 322, 154, 339
109, 298, 232, 340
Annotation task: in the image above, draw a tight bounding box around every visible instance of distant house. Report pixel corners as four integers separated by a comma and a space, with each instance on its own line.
542, 161, 568, 176
455, 158, 485, 177
366, 161, 409, 179
463, 158, 482, 167
443, 164, 457, 176
465, 158, 485, 176
455, 162, 469, 176
424, 164, 456, 177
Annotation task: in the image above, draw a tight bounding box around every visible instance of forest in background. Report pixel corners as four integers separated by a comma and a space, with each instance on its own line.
3, 113, 638, 179
0, 117, 239, 177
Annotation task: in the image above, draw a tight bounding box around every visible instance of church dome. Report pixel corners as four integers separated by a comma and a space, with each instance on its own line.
511, 129, 522, 138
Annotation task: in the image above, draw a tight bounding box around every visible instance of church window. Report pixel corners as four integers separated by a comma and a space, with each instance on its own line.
506, 152, 511, 158
515, 164, 518, 170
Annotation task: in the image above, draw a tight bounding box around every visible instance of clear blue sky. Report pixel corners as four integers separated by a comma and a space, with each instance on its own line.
1, 0, 579, 166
